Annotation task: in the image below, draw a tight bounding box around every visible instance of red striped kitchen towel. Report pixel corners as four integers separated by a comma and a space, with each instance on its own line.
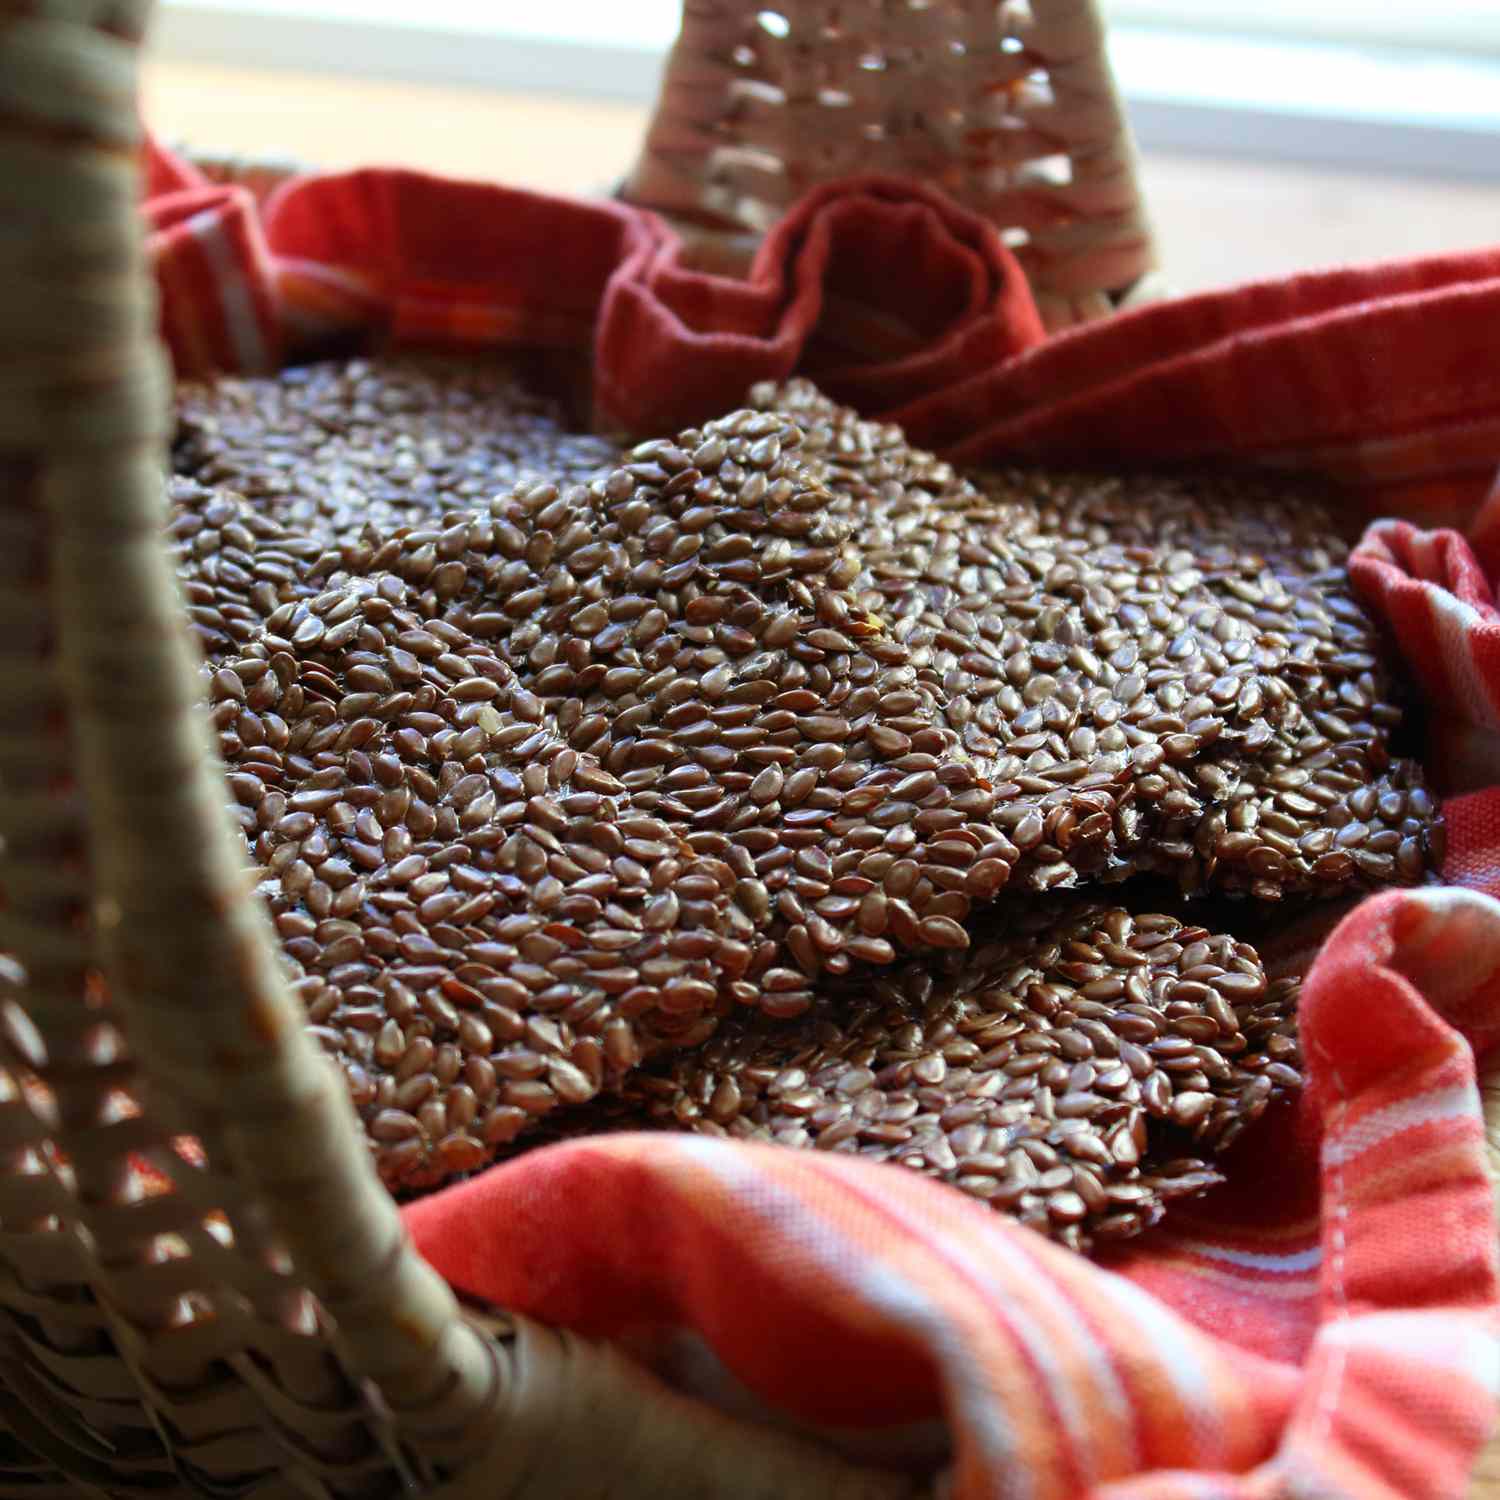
144, 137, 1500, 1499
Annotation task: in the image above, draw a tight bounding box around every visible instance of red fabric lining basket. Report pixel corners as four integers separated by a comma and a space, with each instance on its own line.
148, 138, 1500, 1500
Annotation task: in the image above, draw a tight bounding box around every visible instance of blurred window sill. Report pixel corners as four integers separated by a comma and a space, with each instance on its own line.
155, 1, 1500, 182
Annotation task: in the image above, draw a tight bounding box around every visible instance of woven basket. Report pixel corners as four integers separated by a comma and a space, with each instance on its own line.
0, 4, 1493, 1498
621, 0, 1162, 326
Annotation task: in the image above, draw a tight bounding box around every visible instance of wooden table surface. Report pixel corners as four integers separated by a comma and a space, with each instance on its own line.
142, 56, 1500, 1497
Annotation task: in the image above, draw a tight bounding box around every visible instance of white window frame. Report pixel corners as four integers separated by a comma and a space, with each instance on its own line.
153, 0, 1500, 182
1104, 1, 1500, 56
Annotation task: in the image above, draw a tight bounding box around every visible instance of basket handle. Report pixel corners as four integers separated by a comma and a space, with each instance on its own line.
0, 6, 936, 1493
622, 0, 1161, 328
0, 0, 501, 1458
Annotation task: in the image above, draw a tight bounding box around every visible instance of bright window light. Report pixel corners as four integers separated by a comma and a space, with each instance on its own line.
1102, 0, 1500, 55
173, 0, 681, 51
154, 0, 1500, 180
174, 0, 1500, 56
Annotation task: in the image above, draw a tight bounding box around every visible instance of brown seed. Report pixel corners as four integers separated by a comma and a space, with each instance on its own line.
917, 915, 969, 950
179, 364, 1426, 1209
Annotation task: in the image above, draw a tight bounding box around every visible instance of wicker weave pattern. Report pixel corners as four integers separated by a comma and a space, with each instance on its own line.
0, 6, 517, 1494
0, 11, 935, 1496
167, 143, 305, 203
623, 0, 1157, 327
